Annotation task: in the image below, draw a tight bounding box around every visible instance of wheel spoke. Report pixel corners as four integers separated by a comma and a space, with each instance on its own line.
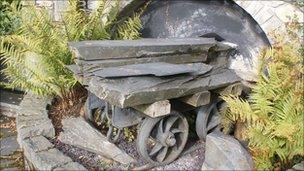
171, 128, 183, 134
165, 116, 179, 133
156, 119, 164, 140
149, 142, 163, 156
207, 113, 221, 131
158, 119, 164, 134
156, 146, 168, 162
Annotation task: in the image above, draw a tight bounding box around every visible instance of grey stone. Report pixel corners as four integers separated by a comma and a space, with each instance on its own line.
91, 62, 212, 78
293, 161, 304, 171
16, 115, 49, 130
17, 119, 55, 142
69, 37, 216, 60
53, 162, 88, 171
201, 132, 254, 170
58, 117, 135, 165
89, 68, 241, 108
21, 136, 54, 152
24, 148, 72, 170
0, 136, 20, 156
18, 108, 48, 116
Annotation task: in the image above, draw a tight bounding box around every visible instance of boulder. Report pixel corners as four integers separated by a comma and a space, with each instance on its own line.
58, 117, 135, 165
201, 132, 254, 170
292, 161, 304, 171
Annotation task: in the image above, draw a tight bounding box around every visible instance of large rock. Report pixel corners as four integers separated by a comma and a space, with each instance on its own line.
201, 132, 254, 170
58, 117, 135, 165
0, 136, 19, 156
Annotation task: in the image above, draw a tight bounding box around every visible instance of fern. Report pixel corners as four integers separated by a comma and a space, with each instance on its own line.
0, 0, 143, 98
222, 24, 304, 170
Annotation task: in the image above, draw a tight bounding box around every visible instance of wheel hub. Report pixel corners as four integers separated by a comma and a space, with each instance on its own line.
165, 132, 176, 146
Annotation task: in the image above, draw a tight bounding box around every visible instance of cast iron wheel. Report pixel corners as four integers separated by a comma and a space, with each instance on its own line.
196, 101, 226, 141
137, 111, 189, 165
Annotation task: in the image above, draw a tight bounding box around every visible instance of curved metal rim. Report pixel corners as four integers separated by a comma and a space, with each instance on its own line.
137, 111, 189, 165
196, 103, 221, 141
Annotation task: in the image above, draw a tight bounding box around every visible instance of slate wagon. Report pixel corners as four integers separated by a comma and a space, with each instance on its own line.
67, 37, 245, 166
66, 0, 271, 166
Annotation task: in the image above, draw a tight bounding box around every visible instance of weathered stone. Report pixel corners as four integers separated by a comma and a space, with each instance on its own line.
0, 136, 19, 156
58, 117, 135, 165
90, 62, 212, 78
24, 148, 72, 171
201, 132, 254, 170
17, 119, 55, 142
69, 38, 216, 60
53, 162, 88, 171
21, 136, 54, 152
179, 91, 210, 107
235, 0, 303, 37
16, 115, 50, 130
89, 69, 241, 108
18, 107, 49, 116
292, 161, 304, 171
133, 100, 171, 118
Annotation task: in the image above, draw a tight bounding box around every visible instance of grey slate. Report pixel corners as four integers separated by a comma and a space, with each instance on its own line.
22, 136, 54, 152
201, 132, 254, 170
0, 136, 19, 156
24, 148, 72, 170
69, 37, 217, 60
58, 117, 135, 165
88, 68, 241, 108
89, 62, 212, 78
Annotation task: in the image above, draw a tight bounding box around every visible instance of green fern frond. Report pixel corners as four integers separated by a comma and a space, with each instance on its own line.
222, 26, 304, 169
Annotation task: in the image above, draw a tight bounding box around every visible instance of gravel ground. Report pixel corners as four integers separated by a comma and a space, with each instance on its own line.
52, 137, 205, 170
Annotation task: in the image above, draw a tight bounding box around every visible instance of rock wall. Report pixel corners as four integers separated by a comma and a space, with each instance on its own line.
26, 0, 303, 39
235, 1, 303, 38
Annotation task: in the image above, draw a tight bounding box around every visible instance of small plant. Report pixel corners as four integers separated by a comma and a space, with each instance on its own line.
221, 23, 304, 170
0, 0, 20, 36
0, 0, 143, 98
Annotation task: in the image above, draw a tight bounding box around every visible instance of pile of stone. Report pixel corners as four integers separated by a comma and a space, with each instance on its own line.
67, 38, 241, 110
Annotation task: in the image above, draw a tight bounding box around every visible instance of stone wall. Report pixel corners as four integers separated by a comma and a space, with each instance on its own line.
24, 0, 132, 21
235, 1, 303, 37
27, 0, 303, 39
16, 93, 87, 170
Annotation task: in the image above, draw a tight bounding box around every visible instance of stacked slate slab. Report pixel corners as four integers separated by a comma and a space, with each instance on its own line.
67, 38, 241, 108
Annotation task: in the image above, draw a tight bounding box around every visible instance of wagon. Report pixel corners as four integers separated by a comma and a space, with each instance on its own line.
67, 0, 270, 166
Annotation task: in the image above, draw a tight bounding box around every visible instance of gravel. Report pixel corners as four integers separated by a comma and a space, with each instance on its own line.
52, 137, 205, 170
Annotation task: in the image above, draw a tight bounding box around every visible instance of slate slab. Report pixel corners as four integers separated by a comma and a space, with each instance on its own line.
24, 148, 72, 170
89, 62, 212, 78
21, 136, 54, 153
17, 119, 55, 142
89, 68, 241, 108
69, 37, 217, 60
201, 132, 254, 170
58, 117, 135, 165
0, 136, 19, 156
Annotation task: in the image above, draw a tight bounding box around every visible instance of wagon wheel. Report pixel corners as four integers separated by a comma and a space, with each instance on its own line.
137, 111, 188, 165
196, 101, 226, 141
